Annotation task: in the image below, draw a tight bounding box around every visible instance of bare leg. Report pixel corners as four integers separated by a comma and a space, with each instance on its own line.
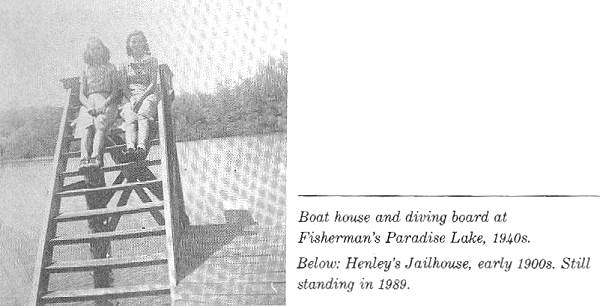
81, 127, 93, 160
124, 121, 137, 149
92, 128, 106, 156
137, 117, 150, 150
91, 128, 106, 169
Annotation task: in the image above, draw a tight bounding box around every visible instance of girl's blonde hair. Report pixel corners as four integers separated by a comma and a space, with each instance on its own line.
83, 37, 111, 65
126, 30, 151, 56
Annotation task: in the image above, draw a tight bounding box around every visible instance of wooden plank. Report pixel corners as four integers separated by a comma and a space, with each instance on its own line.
179, 270, 285, 285
61, 159, 161, 178
60, 180, 88, 191
101, 159, 160, 173
178, 231, 285, 249
54, 202, 164, 222
46, 253, 167, 272
199, 254, 285, 266
175, 291, 285, 306
156, 64, 182, 302
56, 179, 162, 197
210, 246, 286, 258
50, 226, 166, 245
183, 258, 286, 277
41, 284, 170, 303
177, 281, 285, 296
222, 235, 286, 246
31, 79, 78, 305
63, 139, 160, 158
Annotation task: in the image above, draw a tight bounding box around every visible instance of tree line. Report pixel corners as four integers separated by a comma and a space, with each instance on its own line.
0, 53, 287, 160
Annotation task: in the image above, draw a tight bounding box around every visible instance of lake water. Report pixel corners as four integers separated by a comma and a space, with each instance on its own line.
0, 133, 286, 238
0, 133, 286, 303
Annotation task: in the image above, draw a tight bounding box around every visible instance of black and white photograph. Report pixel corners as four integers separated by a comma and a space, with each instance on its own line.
0, 1, 287, 304
5, 1, 600, 305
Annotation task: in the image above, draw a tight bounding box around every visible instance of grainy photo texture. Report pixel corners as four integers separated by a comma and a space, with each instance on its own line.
0, 1, 287, 304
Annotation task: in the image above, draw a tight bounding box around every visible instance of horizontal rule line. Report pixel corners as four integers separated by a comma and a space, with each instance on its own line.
298, 194, 600, 198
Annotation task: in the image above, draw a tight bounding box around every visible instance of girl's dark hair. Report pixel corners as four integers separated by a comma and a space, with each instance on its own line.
126, 30, 151, 56
83, 37, 110, 65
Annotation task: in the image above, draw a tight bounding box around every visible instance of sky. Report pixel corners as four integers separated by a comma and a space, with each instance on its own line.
0, 0, 287, 110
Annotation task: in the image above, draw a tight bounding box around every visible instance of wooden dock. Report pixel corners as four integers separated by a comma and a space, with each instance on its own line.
43, 224, 286, 305
174, 224, 285, 305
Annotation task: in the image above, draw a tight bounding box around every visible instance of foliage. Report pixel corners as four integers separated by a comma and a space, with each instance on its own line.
173, 52, 287, 141
0, 106, 62, 159
0, 53, 288, 160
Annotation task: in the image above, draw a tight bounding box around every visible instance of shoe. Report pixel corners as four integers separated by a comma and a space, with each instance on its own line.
135, 147, 148, 161
88, 157, 100, 169
91, 156, 104, 168
78, 158, 90, 172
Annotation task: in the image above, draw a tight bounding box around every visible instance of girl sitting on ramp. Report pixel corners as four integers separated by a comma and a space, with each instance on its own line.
73, 37, 119, 171
119, 30, 159, 161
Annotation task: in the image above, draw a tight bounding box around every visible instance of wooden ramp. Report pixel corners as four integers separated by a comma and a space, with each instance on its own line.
31, 65, 189, 305
29, 66, 286, 305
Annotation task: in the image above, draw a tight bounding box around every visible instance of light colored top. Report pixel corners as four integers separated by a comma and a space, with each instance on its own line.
122, 56, 158, 95
82, 63, 117, 96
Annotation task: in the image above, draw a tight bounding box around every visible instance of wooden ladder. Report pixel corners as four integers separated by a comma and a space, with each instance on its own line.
30, 65, 189, 305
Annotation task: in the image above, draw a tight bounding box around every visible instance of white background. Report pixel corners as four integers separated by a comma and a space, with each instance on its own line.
288, 1, 600, 305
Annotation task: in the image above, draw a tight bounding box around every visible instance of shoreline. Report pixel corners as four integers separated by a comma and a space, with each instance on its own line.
0, 131, 287, 165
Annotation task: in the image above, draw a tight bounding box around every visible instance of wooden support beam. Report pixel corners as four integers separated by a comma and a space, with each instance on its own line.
31, 79, 78, 305
56, 180, 162, 197
55, 202, 164, 222
41, 284, 170, 303
46, 253, 167, 272
50, 226, 166, 245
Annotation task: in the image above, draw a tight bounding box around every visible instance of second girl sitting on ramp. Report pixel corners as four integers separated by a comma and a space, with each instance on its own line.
73, 37, 119, 171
